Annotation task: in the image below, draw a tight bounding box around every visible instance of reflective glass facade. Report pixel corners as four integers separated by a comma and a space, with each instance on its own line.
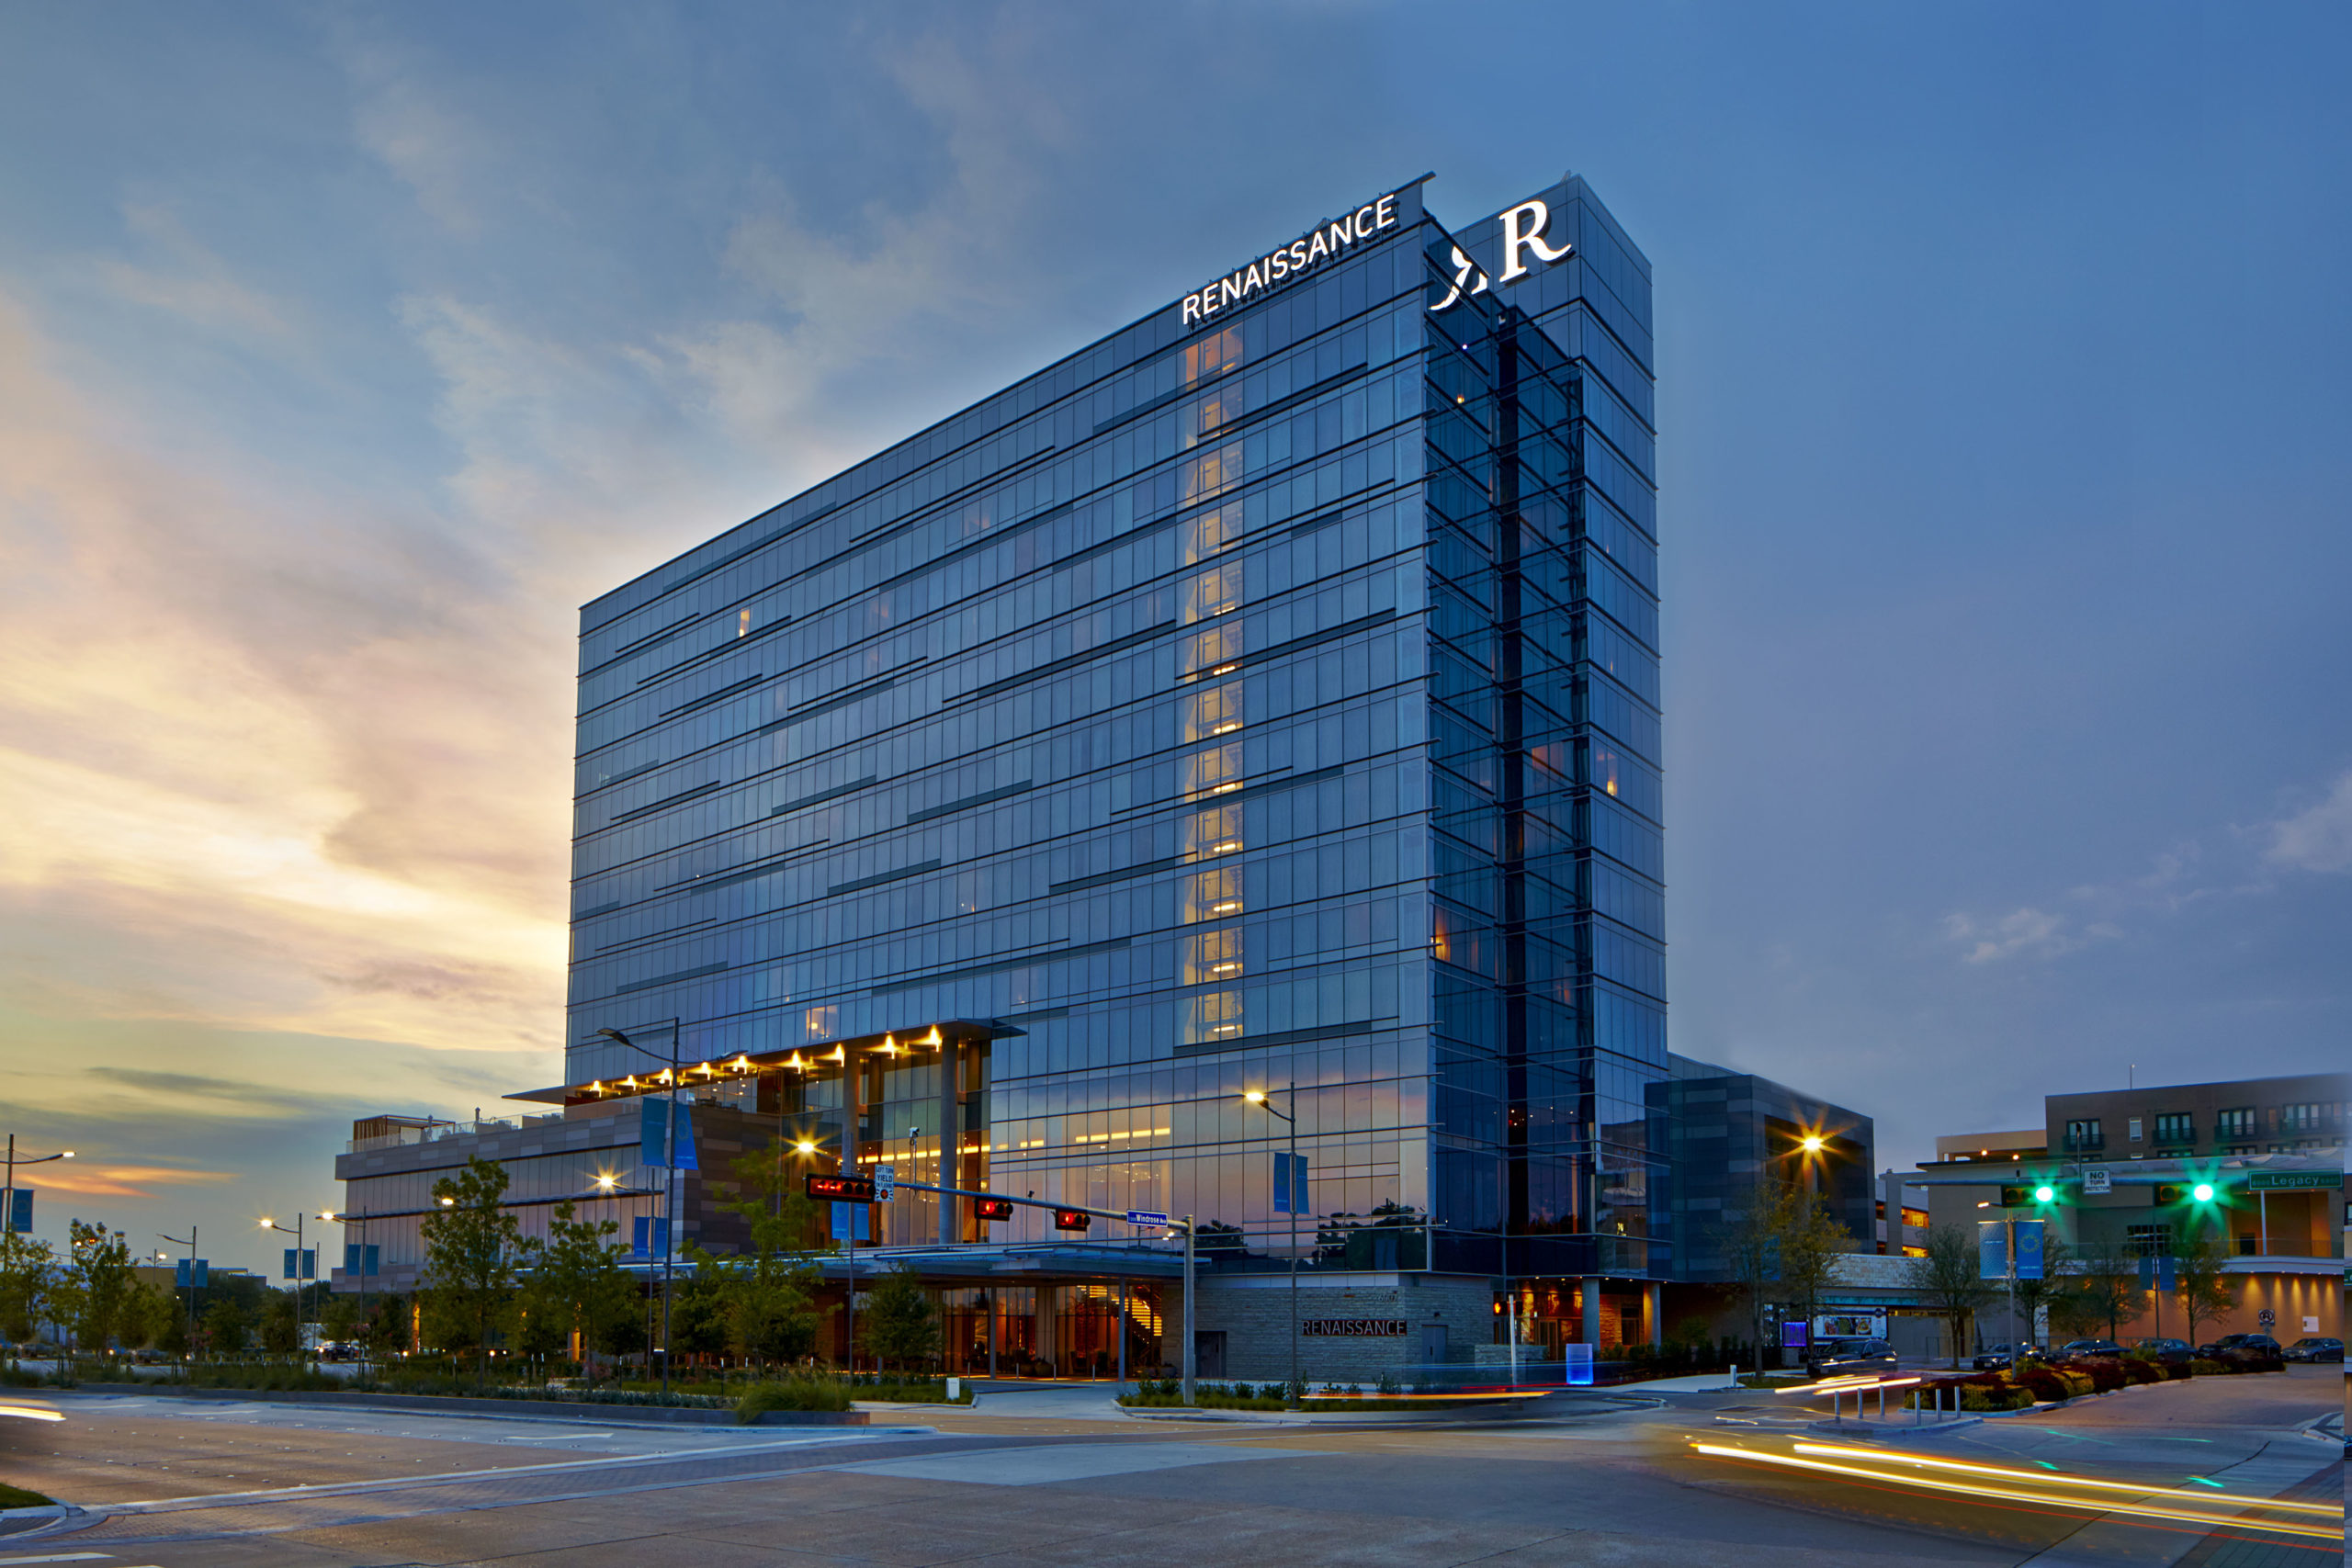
564, 175, 1665, 1281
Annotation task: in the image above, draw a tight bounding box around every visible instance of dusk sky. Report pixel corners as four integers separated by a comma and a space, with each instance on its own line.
1, 3, 2345, 1275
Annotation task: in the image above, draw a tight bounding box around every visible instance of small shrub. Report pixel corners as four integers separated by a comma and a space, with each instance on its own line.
735, 1376, 852, 1423
1961, 1384, 2033, 1412
2075, 1358, 2128, 1393
1231, 1382, 1254, 1400
2188, 1358, 2224, 1376
1375, 1371, 1401, 1396
2120, 1359, 2164, 1386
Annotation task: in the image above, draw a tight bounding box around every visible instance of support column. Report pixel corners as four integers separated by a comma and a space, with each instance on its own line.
1581, 1277, 1601, 1347
938, 1034, 960, 1246
1646, 1281, 1663, 1348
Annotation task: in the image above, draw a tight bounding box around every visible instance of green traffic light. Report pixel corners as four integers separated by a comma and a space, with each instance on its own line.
2190, 1181, 2215, 1202
2033, 1184, 2056, 1203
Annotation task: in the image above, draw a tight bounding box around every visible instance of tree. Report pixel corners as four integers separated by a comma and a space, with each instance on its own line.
682, 1147, 828, 1374
2059, 1237, 2146, 1341
204, 1295, 250, 1356
2170, 1228, 2238, 1348
1907, 1224, 1994, 1368
1774, 1181, 1857, 1334
860, 1266, 939, 1374
518, 1203, 635, 1383
418, 1156, 522, 1383
261, 1291, 301, 1356
60, 1220, 139, 1357
1718, 1179, 1791, 1363
0, 1230, 58, 1347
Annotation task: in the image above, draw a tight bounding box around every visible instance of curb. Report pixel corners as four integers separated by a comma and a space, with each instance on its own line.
59, 1385, 870, 1427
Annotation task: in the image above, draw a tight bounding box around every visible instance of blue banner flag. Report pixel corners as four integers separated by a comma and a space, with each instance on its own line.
830, 1201, 870, 1242
1272, 1152, 1309, 1214
344, 1244, 379, 1276
631, 1215, 670, 1258
639, 1097, 699, 1170
175, 1258, 209, 1288
5, 1188, 29, 1235
2158, 1254, 2177, 1292
2013, 1221, 2044, 1281
1978, 1220, 2008, 1280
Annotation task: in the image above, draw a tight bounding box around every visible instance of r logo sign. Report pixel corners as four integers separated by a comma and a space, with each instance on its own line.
1431, 197, 1575, 312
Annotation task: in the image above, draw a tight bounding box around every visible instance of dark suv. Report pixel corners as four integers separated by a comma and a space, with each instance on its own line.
1806, 1337, 1898, 1378
2198, 1333, 2282, 1359
2052, 1338, 2125, 1360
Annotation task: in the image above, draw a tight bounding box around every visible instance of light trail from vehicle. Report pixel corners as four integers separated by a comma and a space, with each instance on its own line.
1790, 1443, 2340, 1517
0, 1401, 64, 1423
1686, 1441, 2341, 1541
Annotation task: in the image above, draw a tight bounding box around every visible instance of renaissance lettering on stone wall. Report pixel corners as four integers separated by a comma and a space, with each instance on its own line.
1182, 192, 1403, 326
1302, 1317, 1410, 1337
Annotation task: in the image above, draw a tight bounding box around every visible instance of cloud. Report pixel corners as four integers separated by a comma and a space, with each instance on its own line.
20, 1164, 237, 1201
91, 204, 296, 343
1941, 906, 2103, 964
2263, 770, 2352, 874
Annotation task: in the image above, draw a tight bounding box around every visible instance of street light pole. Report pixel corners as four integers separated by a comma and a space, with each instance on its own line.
1243, 1084, 1302, 1407
262, 1214, 311, 1353
160, 1225, 197, 1355
4, 1134, 74, 1237
597, 1021, 683, 1396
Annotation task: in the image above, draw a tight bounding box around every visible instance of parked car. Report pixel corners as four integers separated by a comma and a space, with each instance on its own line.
2281, 1337, 2343, 1363
2052, 1338, 2125, 1360
2131, 1337, 2191, 1364
1973, 1342, 2033, 1371
2198, 1333, 2282, 1359
1806, 1337, 1899, 1378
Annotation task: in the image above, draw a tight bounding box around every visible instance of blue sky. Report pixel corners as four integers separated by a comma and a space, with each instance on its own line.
0, 3, 2345, 1272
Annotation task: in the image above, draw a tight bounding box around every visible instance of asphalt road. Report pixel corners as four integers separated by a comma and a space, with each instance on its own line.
0, 1367, 2336, 1566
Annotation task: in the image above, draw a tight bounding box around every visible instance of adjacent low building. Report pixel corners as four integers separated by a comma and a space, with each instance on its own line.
1913, 1071, 2346, 1349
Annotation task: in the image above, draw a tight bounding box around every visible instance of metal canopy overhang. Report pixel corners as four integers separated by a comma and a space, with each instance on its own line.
504, 1017, 1023, 1108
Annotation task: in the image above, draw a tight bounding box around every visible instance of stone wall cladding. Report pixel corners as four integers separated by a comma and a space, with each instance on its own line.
1193, 1273, 1493, 1383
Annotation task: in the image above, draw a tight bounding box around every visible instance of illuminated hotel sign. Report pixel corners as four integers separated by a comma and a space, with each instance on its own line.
1182, 190, 1406, 326
1179, 182, 1578, 326
1303, 1317, 1410, 1337
1430, 197, 1575, 312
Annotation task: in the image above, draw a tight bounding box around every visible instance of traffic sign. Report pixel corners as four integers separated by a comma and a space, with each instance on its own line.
2083, 1166, 2111, 1195
875, 1164, 895, 1201
1125, 1210, 1170, 1227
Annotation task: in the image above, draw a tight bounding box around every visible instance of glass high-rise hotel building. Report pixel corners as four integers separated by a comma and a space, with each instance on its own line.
530, 172, 1662, 1369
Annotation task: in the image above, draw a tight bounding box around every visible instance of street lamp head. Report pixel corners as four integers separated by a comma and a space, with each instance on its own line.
258, 1217, 273, 1229
439, 1196, 455, 1207
1244, 1090, 1266, 1103
596, 1026, 632, 1045
1800, 1134, 1825, 1153
795, 1139, 817, 1155
60, 1151, 73, 1159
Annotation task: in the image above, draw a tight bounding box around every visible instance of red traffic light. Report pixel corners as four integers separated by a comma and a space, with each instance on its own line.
806, 1174, 876, 1202
1052, 1208, 1091, 1232
974, 1197, 1013, 1221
